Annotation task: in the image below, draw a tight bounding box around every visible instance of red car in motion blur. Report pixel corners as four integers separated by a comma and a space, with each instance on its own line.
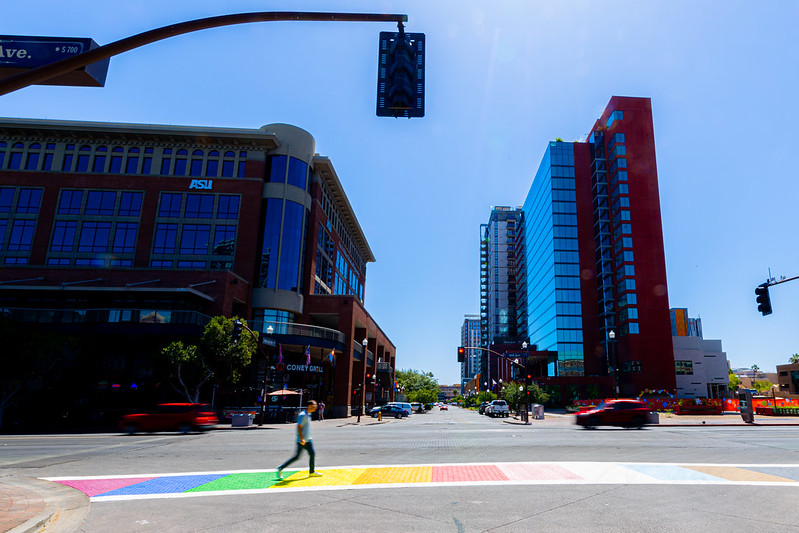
119, 403, 218, 434
575, 399, 658, 429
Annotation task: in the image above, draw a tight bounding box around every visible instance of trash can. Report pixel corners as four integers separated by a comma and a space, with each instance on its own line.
532, 404, 545, 420
232, 413, 253, 427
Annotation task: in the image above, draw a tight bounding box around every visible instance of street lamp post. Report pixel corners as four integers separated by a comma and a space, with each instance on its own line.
258, 325, 274, 426
522, 341, 529, 423
357, 337, 368, 423
608, 330, 618, 397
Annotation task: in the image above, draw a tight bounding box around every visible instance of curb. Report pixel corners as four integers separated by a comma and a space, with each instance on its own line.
2, 476, 90, 533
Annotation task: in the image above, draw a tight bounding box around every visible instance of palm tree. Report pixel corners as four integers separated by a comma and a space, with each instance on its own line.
790, 354, 799, 364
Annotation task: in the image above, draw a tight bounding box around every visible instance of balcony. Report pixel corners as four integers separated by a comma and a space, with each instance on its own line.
250, 320, 346, 344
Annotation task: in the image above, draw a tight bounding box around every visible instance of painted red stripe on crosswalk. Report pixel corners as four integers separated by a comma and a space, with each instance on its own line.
56, 477, 156, 497
432, 464, 508, 482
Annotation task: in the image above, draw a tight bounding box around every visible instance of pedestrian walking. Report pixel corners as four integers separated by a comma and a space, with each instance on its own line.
318, 401, 325, 421
276, 400, 321, 479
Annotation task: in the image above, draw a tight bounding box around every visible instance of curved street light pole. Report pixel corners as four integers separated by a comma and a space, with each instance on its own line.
0, 11, 408, 96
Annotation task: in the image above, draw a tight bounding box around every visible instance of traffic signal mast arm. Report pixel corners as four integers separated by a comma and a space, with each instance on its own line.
755, 273, 799, 316
0, 11, 408, 96
461, 346, 525, 369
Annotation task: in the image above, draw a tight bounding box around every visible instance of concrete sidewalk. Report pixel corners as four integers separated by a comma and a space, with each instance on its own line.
0, 475, 89, 533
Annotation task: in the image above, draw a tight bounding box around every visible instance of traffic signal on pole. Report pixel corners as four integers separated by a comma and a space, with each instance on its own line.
365, 372, 372, 384
755, 283, 773, 316
377, 30, 425, 118
231, 320, 243, 343
457, 346, 465, 363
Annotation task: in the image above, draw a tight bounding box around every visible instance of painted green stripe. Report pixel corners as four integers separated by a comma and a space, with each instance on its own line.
188, 471, 289, 492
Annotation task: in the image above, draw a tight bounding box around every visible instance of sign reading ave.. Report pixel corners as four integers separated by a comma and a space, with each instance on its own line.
0, 35, 108, 87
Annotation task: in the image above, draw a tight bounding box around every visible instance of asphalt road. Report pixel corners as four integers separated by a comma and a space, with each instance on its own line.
3, 407, 799, 532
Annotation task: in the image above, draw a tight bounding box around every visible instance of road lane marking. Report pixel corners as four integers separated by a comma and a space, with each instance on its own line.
43, 461, 799, 502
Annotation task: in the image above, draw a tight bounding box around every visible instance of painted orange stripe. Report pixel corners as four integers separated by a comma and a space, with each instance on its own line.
352, 467, 432, 485
684, 466, 795, 483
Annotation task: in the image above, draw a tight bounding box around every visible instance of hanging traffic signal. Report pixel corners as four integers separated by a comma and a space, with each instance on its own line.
755, 283, 772, 316
231, 320, 243, 343
457, 346, 465, 362
377, 29, 425, 118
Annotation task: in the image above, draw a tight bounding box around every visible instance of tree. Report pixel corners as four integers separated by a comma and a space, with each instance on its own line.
162, 316, 257, 403
395, 369, 440, 403
476, 391, 496, 404
751, 364, 760, 373
728, 369, 741, 391
500, 381, 525, 411
789, 354, 799, 364
752, 380, 773, 394
526, 382, 550, 405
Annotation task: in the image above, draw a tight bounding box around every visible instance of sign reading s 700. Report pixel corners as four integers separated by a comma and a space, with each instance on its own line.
0, 35, 108, 87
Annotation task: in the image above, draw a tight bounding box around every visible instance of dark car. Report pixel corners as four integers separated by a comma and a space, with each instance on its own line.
370, 404, 406, 419
119, 403, 218, 434
575, 399, 658, 429
478, 402, 490, 415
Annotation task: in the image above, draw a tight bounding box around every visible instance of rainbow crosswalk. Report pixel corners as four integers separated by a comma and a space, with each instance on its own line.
43, 462, 799, 502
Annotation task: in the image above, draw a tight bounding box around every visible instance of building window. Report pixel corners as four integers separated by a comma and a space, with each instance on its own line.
153, 223, 178, 254
93, 146, 107, 172
112, 222, 138, 254
177, 260, 207, 269
48, 258, 71, 266
125, 147, 140, 174
287, 157, 308, 190
217, 195, 239, 219
190, 150, 204, 177
174, 150, 188, 176
267, 155, 287, 183
179, 224, 210, 255
78, 221, 111, 252
622, 360, 642, 373
4, 257, 28, 265
118, 191, 143, 217
675, 360, 694, 375
50, 221, 78, 252
0, 188, 13, 212
109, 147, 124, 173
76, 145, 91, 172
159, 193, 182, 217
184, 194, 214, 218
8, 220, 36, 251
160, 148, 172, 175
606, 110, 624, 128
151, 260, 173, 268
15, 188, 42, 214
85, 191, 116, 216
212, 225, 236, 255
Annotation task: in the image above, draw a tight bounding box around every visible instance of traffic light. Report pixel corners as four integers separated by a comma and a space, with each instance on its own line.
457, 346, 465, 362
231, 320, 243, 343
377, 30, 425, 118
755, 283, 773, 316
365, 372, 372, 385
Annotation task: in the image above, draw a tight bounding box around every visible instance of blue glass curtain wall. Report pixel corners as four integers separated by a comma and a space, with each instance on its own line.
258, 198, 308, 292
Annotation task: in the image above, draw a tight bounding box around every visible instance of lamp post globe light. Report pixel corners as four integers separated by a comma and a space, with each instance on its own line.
608, 330, 618, 397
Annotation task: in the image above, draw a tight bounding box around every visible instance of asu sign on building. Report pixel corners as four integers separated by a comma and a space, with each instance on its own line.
0, 34, 109, 87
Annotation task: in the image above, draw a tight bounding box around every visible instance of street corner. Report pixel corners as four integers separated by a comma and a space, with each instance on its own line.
0, 475, 90, 533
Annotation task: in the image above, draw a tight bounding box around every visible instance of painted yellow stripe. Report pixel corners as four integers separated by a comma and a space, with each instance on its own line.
270, 468, 367, 488
684, 466, 795, 483
353, 466, 433, 485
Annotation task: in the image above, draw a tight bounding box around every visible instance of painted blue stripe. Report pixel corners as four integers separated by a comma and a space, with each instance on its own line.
622, 465, 724, 482
98, 474, 228, 496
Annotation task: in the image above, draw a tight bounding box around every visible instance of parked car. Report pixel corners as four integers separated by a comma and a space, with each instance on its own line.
370, 404, 406, 419
119, 403, 218, 434
575, 399, 658, 429
485, 400, 510, 418
478, 402, 490, 415
439, 404, 448, 411
410, 402, 424, 413
386, 402, 413, 416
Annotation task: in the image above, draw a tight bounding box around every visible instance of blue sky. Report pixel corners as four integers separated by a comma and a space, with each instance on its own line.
2, 1, 798, 385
